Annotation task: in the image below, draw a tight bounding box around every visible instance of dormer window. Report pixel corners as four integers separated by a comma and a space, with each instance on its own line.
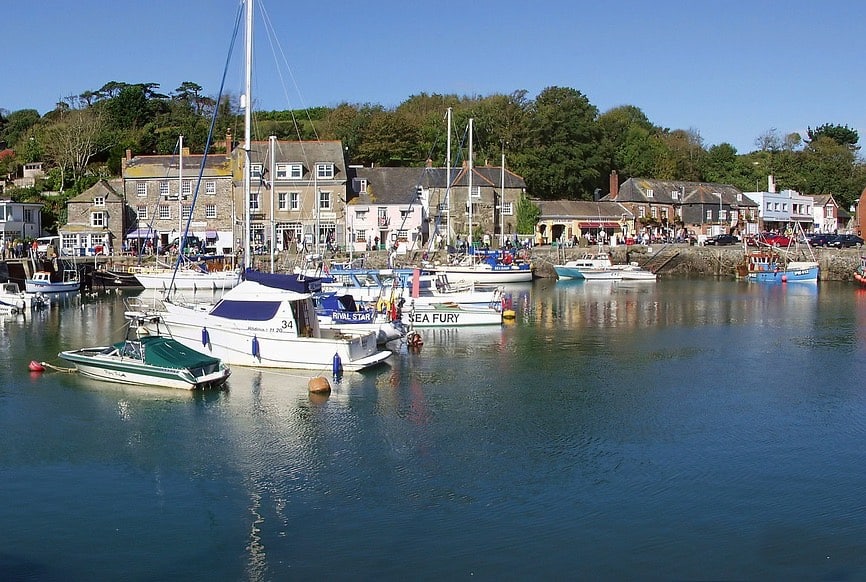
671, 190, 679, 200
251, 164, 264, 179
277, 163, 303, 179
316, 163, 335, 179
646, 188, 654, 198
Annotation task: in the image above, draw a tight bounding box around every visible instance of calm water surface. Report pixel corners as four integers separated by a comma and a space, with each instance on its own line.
2, 279, 866, 580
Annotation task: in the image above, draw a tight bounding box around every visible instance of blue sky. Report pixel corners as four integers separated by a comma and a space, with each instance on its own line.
3, 0, 864, 154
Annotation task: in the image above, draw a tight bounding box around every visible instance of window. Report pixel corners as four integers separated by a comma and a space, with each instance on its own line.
355, 229, 367, 243
736, 193, 742, 202
136, 182, 147, 197
250, 192, 260, 211
137, 205, 148, 220
316, 163, 334, 179
396, 229, 409, 241
251, 164, 264, 179
159, 181, 170, 196
159, 205, 171, 219
23, 209, 33, 223
278, 192, 288, 210
638, 207, 646, 218
650, 207, 658, 218
290, 192, 299, 211
782, 203, 788, 212
182, 180, 192, 196
437, 202, 448, 212
706, 210, 713, 221
206, 204, 217, 219
400, 208, 414, 219
501, 202, 513, 215
646, 189, 654, 198
91, 212, 105, 228
319, 190, 331, 210
182, 205, 191, 220
205, 181, 216, 195
277, 163, 303, 179
355, 178, 368, 193
671, 190, 680, 200
93, 196, 105, 206
470, 186, 481, 199
720, 210, 727, 221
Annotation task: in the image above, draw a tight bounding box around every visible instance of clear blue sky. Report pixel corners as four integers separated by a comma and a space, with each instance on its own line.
3, 0, 864, 155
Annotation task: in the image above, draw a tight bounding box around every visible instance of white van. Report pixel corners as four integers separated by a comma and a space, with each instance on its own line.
36, 236, 60, 254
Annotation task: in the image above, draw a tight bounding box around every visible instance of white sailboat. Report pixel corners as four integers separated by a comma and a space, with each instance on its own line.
139, 0, 391, 372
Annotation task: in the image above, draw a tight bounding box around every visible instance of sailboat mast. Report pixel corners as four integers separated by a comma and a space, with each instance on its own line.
500, 146, 505, 249
178, 135, 183, 243
242, 0, 253, 270
445, 107, 452, 247
269, 135, 276, 273
467, 118, 473, 253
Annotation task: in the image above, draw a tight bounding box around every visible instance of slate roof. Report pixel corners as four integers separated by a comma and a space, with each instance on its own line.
246, 140, 347, 180
607, 178, 756, 207
536, 200, 634, 221
67, 179, 124, 203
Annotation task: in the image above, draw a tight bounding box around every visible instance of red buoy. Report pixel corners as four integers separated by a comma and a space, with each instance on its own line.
29, 361, 45, 372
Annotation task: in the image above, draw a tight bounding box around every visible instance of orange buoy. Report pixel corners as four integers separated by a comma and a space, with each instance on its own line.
29, 361, 45, 373
308, 376, 331, 394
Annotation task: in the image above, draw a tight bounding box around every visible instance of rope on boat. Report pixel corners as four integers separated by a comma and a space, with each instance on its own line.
39, 361, 77, 373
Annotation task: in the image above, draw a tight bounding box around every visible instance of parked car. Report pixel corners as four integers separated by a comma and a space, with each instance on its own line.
805, 233, 836, 247
753, 233, 792, 247
826, 234, 864, 248
704, 233, 739, 246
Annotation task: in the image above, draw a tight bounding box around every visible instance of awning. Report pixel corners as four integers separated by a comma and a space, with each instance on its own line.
578, 222, 622, 229
205, 230, 218, 239
126, 227, 158, 239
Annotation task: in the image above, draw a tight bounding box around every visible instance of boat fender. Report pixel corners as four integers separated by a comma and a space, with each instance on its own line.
389, 302, 398, 321
376, 299, 390, 314
407, 331, 423, 349
251, 335, 260, 358
781, 275, 787, 283
332, 352, 343, 379
201, 327, 210, 347
29, 361, 45, 372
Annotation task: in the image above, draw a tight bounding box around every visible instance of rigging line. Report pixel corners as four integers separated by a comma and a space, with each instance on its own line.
258, 1, 320, 142
167, 1, 245, 292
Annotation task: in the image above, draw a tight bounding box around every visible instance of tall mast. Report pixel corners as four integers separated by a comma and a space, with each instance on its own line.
242, 0, 253, 270
269, 135, 276, 273
500, 144, 505, 248
445, 107, 452, 246
467, 118, 473, 253
178, 135, 184, 242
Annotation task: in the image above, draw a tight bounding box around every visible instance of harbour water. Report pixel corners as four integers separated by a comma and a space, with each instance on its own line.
2, 279, 866, 580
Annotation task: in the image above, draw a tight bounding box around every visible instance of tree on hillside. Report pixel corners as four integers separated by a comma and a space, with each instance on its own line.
806, 123, 859, 149
520, 86, 602, 199
40, 108, 110, 191
0, 109, 41, 149
355, 110, 422, 166
597, 105, 660, 185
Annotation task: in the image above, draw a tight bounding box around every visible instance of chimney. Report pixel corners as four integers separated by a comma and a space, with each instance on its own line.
225, 130, 233, 157
768, 175, 776, 193
125, 149, 132, 161
609, 170, 619, 199
426, 158, 433, 168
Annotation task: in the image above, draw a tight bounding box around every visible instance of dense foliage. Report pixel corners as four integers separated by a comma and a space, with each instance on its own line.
2, 82, 864, 229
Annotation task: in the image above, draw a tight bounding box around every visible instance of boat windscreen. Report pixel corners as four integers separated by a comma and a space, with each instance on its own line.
210, 300, 281, 321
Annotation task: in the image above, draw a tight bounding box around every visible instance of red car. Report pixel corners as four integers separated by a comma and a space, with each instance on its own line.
749, 232, 792, 247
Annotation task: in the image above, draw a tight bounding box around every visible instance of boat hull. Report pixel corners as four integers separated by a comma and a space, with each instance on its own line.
747, 266, 819, 283
430, 266, 532, 284
59, 347, 231, 390
135, 270, 241, 292
403, 303, 502, 327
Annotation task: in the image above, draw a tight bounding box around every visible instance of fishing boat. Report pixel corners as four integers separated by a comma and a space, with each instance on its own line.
24, 268, 81, 293
738, 249, 819, 282
854, 256, 866, 287
89, 266, 144, 289
58, 321, 231, 390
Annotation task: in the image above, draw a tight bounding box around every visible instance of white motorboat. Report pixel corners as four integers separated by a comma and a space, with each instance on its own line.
59, 323, 231, 390
553, 253, 614, 280
402, 300, 503, 327
138, 270, 392, 372
134, 259, 241, 292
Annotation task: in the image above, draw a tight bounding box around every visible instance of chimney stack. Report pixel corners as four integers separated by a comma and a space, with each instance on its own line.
609, 170, 619, 199
225, 130, 233, 157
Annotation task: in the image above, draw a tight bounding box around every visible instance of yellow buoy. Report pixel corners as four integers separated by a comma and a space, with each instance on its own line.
308, 376, 331, 394
502, 309, 516, 320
